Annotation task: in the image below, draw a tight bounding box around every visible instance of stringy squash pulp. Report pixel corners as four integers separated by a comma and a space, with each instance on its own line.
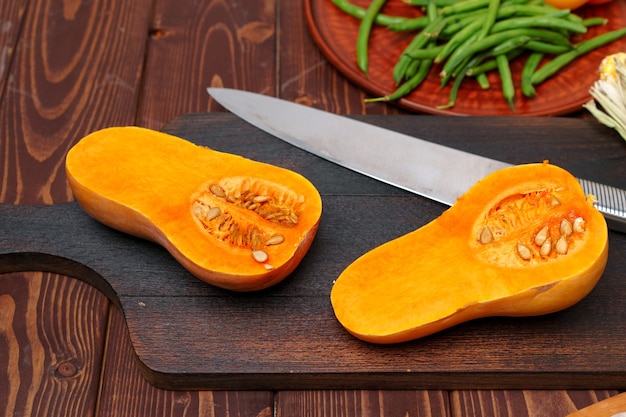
66, 126, 322, 291
331, 163, 608, 343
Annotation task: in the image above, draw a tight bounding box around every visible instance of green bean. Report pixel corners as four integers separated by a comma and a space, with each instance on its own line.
425, 15, 448, 39
525, 40, 571, 54
521, 51, 543, 97
426, 0, 439, 20
404, 44, 444, 59
404, 58, 422, 79
439, 0, 491, 16
394, 16, 445, 82
356, 0, 388, 75
393, 55, 413, 84
336, 0, 626, 111
331, 0, 407, 28
438, 59, 475, 110
440, 11, 487, 38
490, 15, 587, 34
562, 10, 584, 23
504, 0, 534, 5
437, 72, 465, 109
442, 28, 571, 79
531, 27, 626, 85
440, 5, 571, 39
439, 30, 482, 84
477, 0, 501, 39
436, 19, 482, 63
459, 37, 526, 78
366, 59, 434, 102
476, 72, 490, 89
466, 48, 524, 76
402, 0, 457, 6
496, 54, 515, 111
582, 17, 608, 28
395, 3, 443, 79
490, 34, 531, 55
387, 16, 430, 31
497, 4, 571, 18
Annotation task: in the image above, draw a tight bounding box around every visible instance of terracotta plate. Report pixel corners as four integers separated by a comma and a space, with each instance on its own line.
304, 0, 626, 116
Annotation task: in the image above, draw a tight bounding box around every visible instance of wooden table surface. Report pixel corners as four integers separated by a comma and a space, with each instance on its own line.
0, 0, 623, 416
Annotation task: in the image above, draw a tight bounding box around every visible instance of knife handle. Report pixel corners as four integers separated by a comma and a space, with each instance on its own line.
578, 178, 626, 233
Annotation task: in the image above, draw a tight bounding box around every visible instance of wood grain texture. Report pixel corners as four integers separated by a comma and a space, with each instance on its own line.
0, 0, 27, 96
275, 390, 623, 417
0, 0, 152, 205
0, 272, 109, 417
451, 390, 620, 417
2, 113, 625, 390
1, 0, 624, 414
566, 391, 626, 417
97, 305, 273, 417
276, 390, 450, 417
140, 0, 277, 130
278, 0, 405, 115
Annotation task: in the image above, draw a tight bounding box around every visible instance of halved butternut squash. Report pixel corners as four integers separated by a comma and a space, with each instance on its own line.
331, 162, 608, 343
66, 126, 322, 291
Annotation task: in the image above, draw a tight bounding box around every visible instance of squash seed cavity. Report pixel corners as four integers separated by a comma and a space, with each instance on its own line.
475, 189, 586, 264
191, 177, 304, 264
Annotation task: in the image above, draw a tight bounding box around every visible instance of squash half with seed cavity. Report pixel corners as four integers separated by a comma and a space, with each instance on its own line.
331, 162, 608, 344
66, 126, 322, 291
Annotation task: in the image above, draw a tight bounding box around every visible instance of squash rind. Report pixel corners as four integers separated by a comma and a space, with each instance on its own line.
330, 163, 608, 344
66, 126, 322, 291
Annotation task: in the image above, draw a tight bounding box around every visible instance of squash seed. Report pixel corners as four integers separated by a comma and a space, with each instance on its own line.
534, 225, 549, 246
540, 238, 552, 257
573, 217, 585, 233
560, 219, 573, 236
556, 235, 569, 255
206, 206, 221, 221
266, 235, 285, 245
252, 249, 269, 263
516, 243, 532, 261
253, 195, 271, 203
210, 184, 226, 198
206, 183, 298, 227
479, 226, 493, 244
192, 202, 205, 218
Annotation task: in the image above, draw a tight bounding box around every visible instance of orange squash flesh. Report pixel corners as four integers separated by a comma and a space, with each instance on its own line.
66, 126, 322, 291
331, 163, 608, 344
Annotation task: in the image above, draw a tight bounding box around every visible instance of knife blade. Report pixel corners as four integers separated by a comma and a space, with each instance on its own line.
207, 88, 626, 233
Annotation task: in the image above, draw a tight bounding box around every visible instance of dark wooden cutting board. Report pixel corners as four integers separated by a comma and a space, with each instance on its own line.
1, 113, 625, 390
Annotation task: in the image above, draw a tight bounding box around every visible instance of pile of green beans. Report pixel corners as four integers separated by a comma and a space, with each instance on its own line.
331, 0, 626, 111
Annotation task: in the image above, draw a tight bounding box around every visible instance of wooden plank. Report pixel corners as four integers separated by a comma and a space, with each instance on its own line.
276, 390, 450, 417
0, 272, 109, 416
0, 0, 152, 205
450, 390, 620, 417
566, 391, 626, 417
275, 390, 624, 417
140, 0, 277, 130
279, 0, 405, 114
0, 0, 27, 96
97, 304, 274, 417
1, 113, 625, 390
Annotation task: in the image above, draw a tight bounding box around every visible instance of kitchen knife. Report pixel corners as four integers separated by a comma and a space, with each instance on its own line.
207, 88, 626, 233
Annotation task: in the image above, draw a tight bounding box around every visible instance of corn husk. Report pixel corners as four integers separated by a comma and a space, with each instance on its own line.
583, 53, 626, 141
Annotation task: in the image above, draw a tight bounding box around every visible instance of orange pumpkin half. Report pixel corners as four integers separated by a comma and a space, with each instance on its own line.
331, 162, 608, 343
66, 126, 322, 291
